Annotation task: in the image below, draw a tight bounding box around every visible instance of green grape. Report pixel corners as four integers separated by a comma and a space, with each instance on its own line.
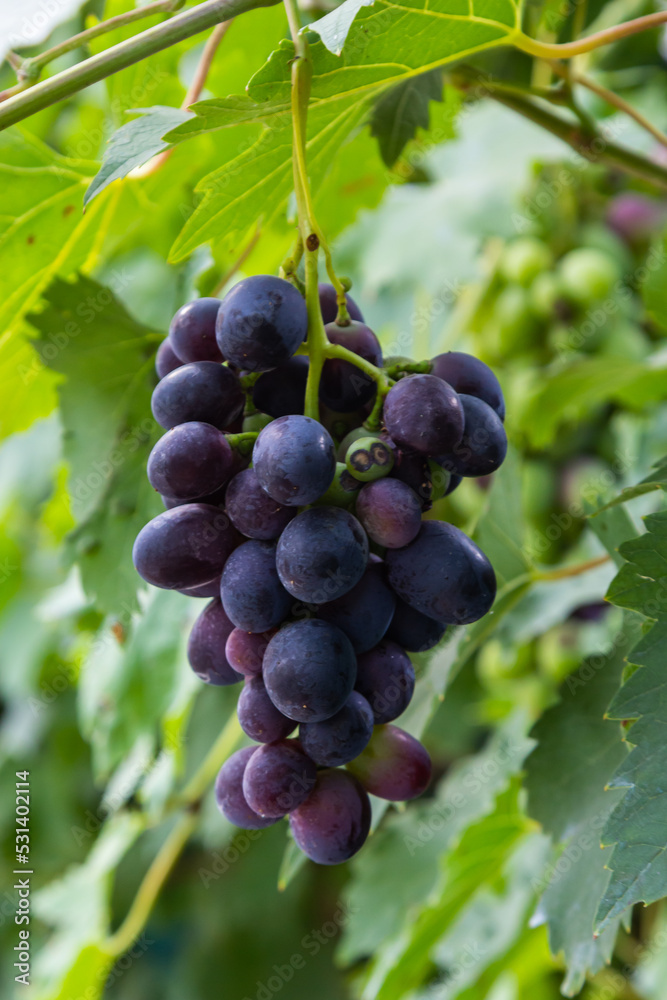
345, 436, 395, 482
558, 248, 621, 306
495, 284, 538, 354
529, 271, 562, 319
427, 460, 451, 502
316, 462, 361, 507
337, 425, 371, 462
499, 237, 553, 287
242, 412, 273, 433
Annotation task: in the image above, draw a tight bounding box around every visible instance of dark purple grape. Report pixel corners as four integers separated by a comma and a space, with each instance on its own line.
242, 739, 317, 817
289, 768, 371, 864
169, 298, 223, 363
225, 628, 275, 677
132, 504, 238, 590
147, 422, 233, 500
439, 395, 507, 478
216, 275, 307, 372
263, 619, 357, 722
188, 598, 241, 685
320, 321, 382, 411
162, 480, 227, 511
385, 520, 496, 625
445, 473, 462, 496
237, 676, 296, 743
355, 479, 422, 549
253, 415, 335, 507
276, 507, 369, 603
225, 468, 296, 540
431, 351, 505, 421
317, 560, 395, 653
383, 374, 464, 457
387, 599, 447, 652
151, 361, 244, 431
355, 641, 415, 723
252, 356, 309, 417
319, 283, 364, 325
215, 747, 280, 829
391, 450, 433, 510
220, 540, 292, 632
347, 725, 431, 801
156, 338, 183, 379
178, 575, 222, 599
299, 692, 374, 766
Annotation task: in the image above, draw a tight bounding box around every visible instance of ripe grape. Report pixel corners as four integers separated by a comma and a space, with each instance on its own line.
178, 576, 222, 599
225, 628, 274, 678
317, 558, 396, 653
263, 619, 357, 722
299, 691, 374, 767
151, 361, 244, 431
383, 374, 464, 456
237, 676, 296, 743
276, 507, 368, 603
385, 520, 496, 625
215, 747, 280, 829
188, 598, 241, 685
318, 283, 364, 325
289, 768, 371, 865
387, 598, 447, 652
347, 725, 431, 801
345, 435, 394, 482
225, 468, 296, 540
391, 449, 433, 510
242, 739, 317, 817
355, 640, 415, 723
320, 321, 382, 411
356, 478, 422, 549
430, 351, 505, 421
439, 395, 508, 478
220, 540, 293, 632
132, 504, 238, 590
156, 338, 183, 379
252, 356, 309, 417
147, 422, 233, 500
162, 482, 227, 511
216, 275, 307, 372
253, 415, 336, 506
169, 298, 223, 363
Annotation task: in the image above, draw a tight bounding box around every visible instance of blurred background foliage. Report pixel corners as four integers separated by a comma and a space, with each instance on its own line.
1, 1, 667, 998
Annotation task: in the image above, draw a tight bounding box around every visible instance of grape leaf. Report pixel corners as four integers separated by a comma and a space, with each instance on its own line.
642, 236, 667, 333
525, 633, 638, 994
164, 0, 527, 262
592, 455, 667, 514
84, 106, 192, 206
369, 68, 444, 167
339, 712, 532, 965
595, 510, 667, 930
28, 274, 162, 616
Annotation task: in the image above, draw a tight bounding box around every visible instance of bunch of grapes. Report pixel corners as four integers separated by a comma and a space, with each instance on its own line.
134, 274, 507, 865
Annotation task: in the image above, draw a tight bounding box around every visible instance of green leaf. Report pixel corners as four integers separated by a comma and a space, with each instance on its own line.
79, 589, 193, 776
525, 633, 638, 994
28, 274, 162, 615
595, 511, 667, 931
339, 713, 531, 965
84, 106, 192, 206
363, 780, 530, 1000
592, 454, 667, 514
32, 812, 142, 998
167, 0, 527, 262
370, 68, 443, 167
642, 238, 667, 333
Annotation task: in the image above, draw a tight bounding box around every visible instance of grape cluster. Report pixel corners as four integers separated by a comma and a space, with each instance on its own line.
133, 275, 507, 865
